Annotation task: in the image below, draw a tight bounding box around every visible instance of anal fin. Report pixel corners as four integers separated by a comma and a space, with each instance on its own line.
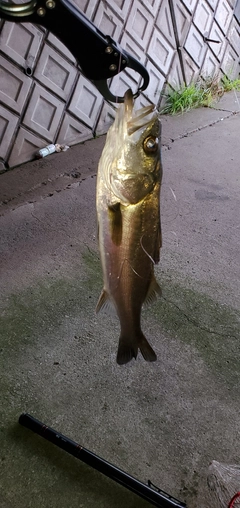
144, 275, 162, 306
96, 289, 115, 315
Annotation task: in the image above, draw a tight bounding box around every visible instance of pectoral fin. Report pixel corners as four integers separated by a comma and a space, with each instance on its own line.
108, 203, 122, 246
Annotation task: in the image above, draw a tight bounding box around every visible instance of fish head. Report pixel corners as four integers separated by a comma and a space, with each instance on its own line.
101, 89, 162, 205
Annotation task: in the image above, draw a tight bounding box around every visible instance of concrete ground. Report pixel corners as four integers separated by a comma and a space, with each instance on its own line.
0, 91, 240, 508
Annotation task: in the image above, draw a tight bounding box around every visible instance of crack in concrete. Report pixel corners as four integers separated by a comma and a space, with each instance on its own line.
162, 110, 240, 149
162, 296, 239, 341
210, 107, 240, 114
0, 174, 97, 216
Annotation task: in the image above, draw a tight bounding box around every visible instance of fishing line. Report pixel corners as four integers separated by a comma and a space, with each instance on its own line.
233, 88, 240, 111
114, 258, 143, 290
161, 183, 178, 201
207, 461, 240, 508
115, 50, 123, 105
168, 185, 177, 202
140, 235, 155, 264
168, 231, 179, 247
161, 182, 180, 225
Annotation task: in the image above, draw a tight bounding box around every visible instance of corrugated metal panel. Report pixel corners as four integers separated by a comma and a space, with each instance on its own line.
0, 0, 239, 168
235, 0, 240, 22
22, 83, 65, 140
68, 75, 103, 128
0, 55, 32, 114
0, 104, 18, 160
8, 127, 47, 167
33, 44, 77, 100
0, 22, 43, 71
56, 112, 92, 145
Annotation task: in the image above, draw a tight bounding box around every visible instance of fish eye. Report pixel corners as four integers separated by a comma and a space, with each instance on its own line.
143, 136, 158, 153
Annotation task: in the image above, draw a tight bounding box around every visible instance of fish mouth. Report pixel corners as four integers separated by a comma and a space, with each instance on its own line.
124, 89, 156, 136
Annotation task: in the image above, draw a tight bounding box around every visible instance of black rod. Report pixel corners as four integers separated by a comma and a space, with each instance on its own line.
19, 413, 186, 508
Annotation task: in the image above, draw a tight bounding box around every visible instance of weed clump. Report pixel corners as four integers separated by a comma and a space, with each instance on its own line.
161, 75, 240, 115
221, 75, 240, 92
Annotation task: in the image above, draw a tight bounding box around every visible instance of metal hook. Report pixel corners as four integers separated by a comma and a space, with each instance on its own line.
0, 0, 37, 17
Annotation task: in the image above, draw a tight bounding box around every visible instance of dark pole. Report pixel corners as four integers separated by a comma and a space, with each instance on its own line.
19, 413, 186, 508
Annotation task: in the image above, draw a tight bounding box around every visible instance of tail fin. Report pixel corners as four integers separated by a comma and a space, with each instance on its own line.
117, 336, 138, 365
139, 332, 157, 362
117, 332, 157, 365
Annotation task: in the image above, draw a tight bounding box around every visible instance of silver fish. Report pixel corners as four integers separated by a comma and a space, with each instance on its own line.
96, 89, 162, 364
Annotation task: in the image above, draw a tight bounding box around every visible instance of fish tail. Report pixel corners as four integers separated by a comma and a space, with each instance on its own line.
117, 335, 138, 365
139, 332, 157, 362
116, 332, 157, 365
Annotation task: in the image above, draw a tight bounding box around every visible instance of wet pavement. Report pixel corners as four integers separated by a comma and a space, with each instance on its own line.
0, 91, 240, 508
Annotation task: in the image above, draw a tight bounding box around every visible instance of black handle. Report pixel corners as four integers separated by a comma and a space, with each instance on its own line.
0, 0, 150, 101
0, 0, 126, 79
19, 413, 186, 508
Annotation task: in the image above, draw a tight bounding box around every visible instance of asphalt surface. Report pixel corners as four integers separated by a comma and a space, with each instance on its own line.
0, 91, 240, 508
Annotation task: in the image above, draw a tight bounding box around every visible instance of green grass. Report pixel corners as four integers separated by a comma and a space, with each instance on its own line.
221, 75, 240, 92
161, 75, 239, 115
